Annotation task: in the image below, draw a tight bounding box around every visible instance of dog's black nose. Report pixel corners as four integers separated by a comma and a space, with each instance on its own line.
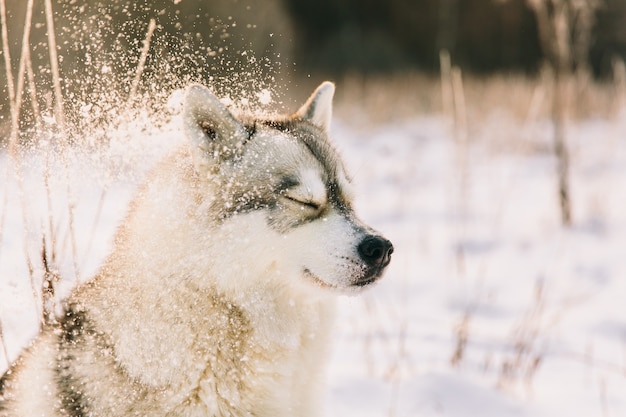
358, 235, 393, 267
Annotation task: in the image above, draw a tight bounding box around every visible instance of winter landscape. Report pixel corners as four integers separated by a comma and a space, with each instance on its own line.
2, 0, 626, 416
1, 81, 625, 416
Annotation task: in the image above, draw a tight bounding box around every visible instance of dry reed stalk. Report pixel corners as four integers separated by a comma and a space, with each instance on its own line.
0, 0, 15, 266
15, 2, 50, 284
0, 0, 38, 299
43, 0, 65, 129
451, 68, 468, 144
43, 152, 56, 257
497, 279, 547, 390
0, 0, 24, 236
551, 69, 572, 225
128, 18, 157, 103
41, 236, 59, 326
439, 50, 453, 123
8, 0, 35, 154
0, 0, 14, 263
450, 312, 471, 366
16, 0, 39, 301
0, 0, 39, 270
613, 57, 626, 114
451, 66, 469, 279
24, 46, 41, 125
43, 0, 80, 283
439, 51, 468, 277
527, 0, 599, 226
0, 319, 9, 368
522, 82, 547, 148
0, 0, 15, 115
35, 32, 56, 282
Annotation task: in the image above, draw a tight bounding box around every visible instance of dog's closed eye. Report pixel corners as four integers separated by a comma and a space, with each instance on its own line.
283, 194, 321, 211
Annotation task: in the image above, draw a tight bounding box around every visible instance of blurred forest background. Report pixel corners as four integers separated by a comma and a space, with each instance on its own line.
0, 0, 625, 132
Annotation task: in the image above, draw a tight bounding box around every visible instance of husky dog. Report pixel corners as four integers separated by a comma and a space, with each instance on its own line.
0, 82, 393, 417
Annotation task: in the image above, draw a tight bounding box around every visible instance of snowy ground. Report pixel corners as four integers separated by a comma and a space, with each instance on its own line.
1, 100, 626, 416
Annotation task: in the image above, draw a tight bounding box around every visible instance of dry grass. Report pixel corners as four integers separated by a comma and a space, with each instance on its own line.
333, 72, 443, 123
0, 0, 159, 335
333, 70, 621, 127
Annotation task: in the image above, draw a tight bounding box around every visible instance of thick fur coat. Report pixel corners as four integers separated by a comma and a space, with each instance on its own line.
0, 82, 393, 417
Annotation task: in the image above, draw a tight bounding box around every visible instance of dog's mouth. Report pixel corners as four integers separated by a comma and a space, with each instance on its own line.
352, 273, 379, 287
303, 267, 384, 290
352, 267, 385, 287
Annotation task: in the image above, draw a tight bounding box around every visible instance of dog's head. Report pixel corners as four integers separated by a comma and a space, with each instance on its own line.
182, 82, 393, 294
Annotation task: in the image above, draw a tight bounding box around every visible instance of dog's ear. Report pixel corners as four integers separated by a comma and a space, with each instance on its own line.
183, 84, 248, 171
296, 81, 335, 132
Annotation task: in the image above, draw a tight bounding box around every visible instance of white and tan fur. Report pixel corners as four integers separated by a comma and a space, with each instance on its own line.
0, 82, 393, 417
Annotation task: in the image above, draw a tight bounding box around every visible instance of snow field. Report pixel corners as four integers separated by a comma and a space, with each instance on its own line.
1, 105, 625, 416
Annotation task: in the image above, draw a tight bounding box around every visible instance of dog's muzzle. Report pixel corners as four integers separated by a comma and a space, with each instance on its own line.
354, 235, 394, 286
